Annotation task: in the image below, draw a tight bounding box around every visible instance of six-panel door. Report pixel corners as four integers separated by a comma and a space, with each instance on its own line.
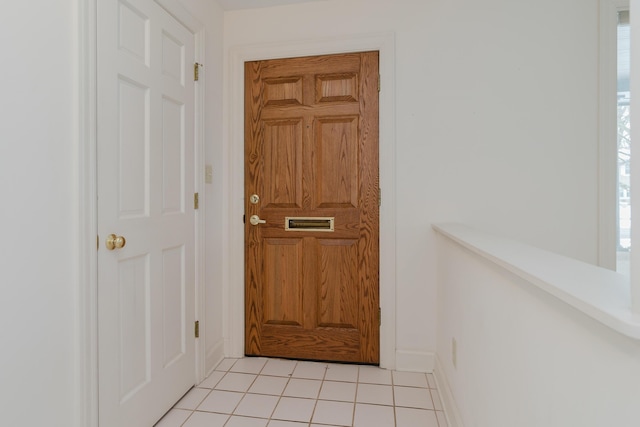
97, 1, 196, 425
245, 52, 380, 364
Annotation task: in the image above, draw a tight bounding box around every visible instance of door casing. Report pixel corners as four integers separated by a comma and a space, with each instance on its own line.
225, 33, 397, 369
77, 1, 206, 426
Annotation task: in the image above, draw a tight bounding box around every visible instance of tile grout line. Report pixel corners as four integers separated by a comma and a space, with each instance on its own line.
209, 360, 240, 426
223, 359, 261, 426
306, 364, 327, 426
266, 360, 295, 425
175, 365, 226, 427
351, 366, 360, 427
391, 370, 397, 427
234, 358, 294, 425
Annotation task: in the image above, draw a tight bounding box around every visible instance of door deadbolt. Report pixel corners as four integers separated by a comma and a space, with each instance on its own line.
249, 194, 260, 204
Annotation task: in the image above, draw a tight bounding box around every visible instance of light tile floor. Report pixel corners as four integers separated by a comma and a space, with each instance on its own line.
155, 358, 448, 427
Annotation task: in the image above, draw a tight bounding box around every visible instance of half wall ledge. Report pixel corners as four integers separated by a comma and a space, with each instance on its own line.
432, 223, 640, 340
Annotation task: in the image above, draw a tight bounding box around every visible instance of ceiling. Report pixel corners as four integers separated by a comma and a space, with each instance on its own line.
216, 0, 326, 10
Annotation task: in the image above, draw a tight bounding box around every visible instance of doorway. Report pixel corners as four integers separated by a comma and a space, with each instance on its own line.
225, 33, 397, 369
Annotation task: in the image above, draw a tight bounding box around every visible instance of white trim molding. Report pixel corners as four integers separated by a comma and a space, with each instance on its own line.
434, 355, 464, 427
630, 0, 640, 312
598, 0, 629, 270
205, 340, 226, 378
224, 32, 397, 368
395, 350, 435, 373
78, 0, 98, 426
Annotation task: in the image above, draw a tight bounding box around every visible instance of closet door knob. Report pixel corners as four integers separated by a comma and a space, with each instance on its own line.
105, 234, 126, 250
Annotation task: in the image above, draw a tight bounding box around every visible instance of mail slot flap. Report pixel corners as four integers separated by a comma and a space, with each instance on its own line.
285, 217, 334, 232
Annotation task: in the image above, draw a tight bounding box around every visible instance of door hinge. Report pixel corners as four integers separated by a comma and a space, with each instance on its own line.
378, 74, 381, 92
379, 307, 382, 325
194, 192, 199, 209
194, 62, 201, 81
97, 235, 99, 250
378, 188, 382, 207
195, 320, 200, 338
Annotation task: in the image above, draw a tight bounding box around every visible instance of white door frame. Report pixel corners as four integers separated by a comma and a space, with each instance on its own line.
77, 1, 205, 425
224, 32, 397, 369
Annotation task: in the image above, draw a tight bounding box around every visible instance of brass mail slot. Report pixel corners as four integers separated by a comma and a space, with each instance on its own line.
285, 217, 335, 232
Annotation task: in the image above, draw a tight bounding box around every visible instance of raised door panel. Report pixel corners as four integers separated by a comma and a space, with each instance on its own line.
316, 73, 359, 103
264, 77, 303, 107
315, 116, 359, 208
263, 238, 304, 326
161, 97, 184, 214
118, 0, 149, 66
161, 31, 184, 85
117, 254, 151, 402
118, 78, 150, 218
161, 245, 185, 367
263, 120, 303, 208
318, 239, 358, 329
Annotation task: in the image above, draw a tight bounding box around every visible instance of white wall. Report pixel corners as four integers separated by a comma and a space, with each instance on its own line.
0, 0, 224, 425
0, 2, 80, 426
436, 234, 640, 427
223, 0, 600, 368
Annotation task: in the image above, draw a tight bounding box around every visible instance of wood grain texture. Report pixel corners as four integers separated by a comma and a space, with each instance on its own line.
264, 77, 303, 106
263, 119, 303, 208
318, 239, 358, 329
263, 238, 303, 326
245, 52, 379, 363
245, 60, 264, 356
356, 51, 380, 363
316, 116, 359, 207
316, 73, 359, 103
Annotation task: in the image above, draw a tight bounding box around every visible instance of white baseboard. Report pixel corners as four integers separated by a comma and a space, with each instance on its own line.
395, 350, 435, 372
434, 355, 464, 427
204, 339, 225, 378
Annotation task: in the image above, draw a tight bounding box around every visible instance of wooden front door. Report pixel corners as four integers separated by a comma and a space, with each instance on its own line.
244, 51, 379, 364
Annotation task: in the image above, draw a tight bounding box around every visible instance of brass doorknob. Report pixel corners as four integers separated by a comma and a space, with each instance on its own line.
106, 234, 126, 251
